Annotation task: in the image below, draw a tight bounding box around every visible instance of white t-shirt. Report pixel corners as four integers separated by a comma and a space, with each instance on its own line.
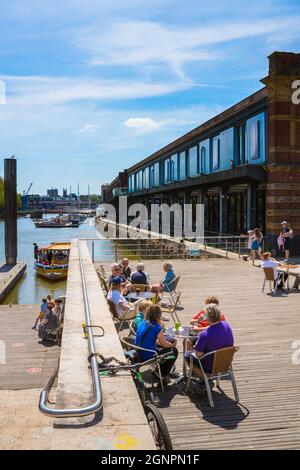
261, 259, 280, 280
248, 235, 254, 250
107, 290, 128, 318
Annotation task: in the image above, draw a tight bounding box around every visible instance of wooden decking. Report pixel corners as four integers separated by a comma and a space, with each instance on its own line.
0, 305, 60, 390
96, 258, 300, 450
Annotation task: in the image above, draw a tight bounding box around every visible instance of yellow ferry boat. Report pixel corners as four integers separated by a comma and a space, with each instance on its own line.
34, 242, 71, 280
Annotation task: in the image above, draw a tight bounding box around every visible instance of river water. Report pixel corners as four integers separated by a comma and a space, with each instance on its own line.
0, 216, 98, 305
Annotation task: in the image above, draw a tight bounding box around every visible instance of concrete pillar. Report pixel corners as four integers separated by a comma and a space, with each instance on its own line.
4, 158, 17, 265
220, 187, 228, 234
247, 184, 257, 231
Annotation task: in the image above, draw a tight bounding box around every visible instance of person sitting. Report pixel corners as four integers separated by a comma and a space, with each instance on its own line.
261, 252, 289, 290
46, 294, 55, 308
53, 298, 63, 319
32, 297, 48, 330
38, 304, 58, 342
190, 296, 226, 333
185, 303, 234, 378
130, 263, 149, 286
121, 258, 131, 280
161, 262, 176, 292
108, 263, 126, 286
135, 305, 178, 380
107, 276, 141, 319
133, 299, 152, 333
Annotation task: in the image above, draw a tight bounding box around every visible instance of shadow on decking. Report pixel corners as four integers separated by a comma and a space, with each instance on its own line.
157, 382, 249, 431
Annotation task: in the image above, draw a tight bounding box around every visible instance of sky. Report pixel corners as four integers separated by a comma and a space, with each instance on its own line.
0, 0, 300, 195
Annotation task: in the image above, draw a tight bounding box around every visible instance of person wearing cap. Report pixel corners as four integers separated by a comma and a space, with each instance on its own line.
107, 276, 141, 318
279, 221, 293, 263
130, 263, 149, 286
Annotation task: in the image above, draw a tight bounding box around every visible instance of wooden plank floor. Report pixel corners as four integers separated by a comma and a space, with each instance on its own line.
0, 305, 60, 390
96, 258, 300, 450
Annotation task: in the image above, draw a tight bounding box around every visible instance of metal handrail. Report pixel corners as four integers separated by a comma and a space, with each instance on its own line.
39, 241, 103, 418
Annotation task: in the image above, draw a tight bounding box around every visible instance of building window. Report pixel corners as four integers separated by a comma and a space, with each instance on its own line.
170, 154, 178, 181
179, 151, 186, 180
237, 124, 246, 164
143, 167, 149, 189
212, 138, 220, 171
199, 146, 206, 174
154, 162, 160, 186
249, 120, 260, 160
189, 145, 198, 176
164, 159, 170, 183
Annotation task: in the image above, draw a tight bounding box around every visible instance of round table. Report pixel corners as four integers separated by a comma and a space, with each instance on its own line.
127, 292, 156, 301
165, 326, 199, 378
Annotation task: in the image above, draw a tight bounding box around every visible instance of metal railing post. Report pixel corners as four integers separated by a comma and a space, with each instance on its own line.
204, 239, 207, 259
92, 240, 95, 263
114, 242, 118, 262
238, 238, 241, 258
226, 238, 228, 259
160, 238, 163, 261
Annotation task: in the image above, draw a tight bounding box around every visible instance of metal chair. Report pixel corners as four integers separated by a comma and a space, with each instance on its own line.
120, 336, 166, 391
107, 299, 137, 332
160, 275, 181, 306
186, 346, 239, 408
159, 291, 182, 325
262, 267, 283, 295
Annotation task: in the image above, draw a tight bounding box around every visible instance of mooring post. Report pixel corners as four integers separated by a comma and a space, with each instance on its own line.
4, 158, 17, 265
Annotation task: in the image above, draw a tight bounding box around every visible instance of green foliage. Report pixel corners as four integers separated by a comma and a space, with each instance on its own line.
0, 176, 23, 214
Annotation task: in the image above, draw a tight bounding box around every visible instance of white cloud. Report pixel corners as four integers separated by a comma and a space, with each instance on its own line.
78, 124, 97, 134
3, 75, 190, 107
124, 117, 161, 131
77, 16, 300, 79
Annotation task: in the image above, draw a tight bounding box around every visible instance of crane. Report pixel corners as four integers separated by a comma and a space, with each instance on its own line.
23, 183, 33, 197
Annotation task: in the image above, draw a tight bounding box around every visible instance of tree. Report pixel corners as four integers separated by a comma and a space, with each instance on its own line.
0, 176, 23, 215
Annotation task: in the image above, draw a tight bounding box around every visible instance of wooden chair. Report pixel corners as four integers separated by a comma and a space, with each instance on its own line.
107, 299, 137, 332
130, 284, 149, 293
159, 291, 182, 325
96, 269, 109, 297
262, 267, 283, 295
99, 264, 107, 277
186, 346, 239, 408
160, 275, 181, 306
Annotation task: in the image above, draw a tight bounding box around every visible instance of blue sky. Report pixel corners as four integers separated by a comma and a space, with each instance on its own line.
0, 0, 300, 195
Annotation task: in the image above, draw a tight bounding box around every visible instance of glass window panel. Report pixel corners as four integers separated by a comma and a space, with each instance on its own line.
179, 152, 186, 180
189, 146, 198, 176
212, 138, 220, 170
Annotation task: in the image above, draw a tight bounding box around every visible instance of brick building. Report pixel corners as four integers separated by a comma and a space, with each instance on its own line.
103, 52, 300, 254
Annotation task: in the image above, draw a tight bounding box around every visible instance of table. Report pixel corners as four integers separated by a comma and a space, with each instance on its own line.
127, 292, 156, 301
165, 326, 199, 379
278, 264, 298, 290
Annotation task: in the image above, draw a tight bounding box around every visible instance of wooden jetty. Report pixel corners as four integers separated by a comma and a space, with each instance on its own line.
96, 258, 300, 450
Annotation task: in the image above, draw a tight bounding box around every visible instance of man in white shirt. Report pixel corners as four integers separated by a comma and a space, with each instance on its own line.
261, 252, 288, 290
107, 276, 141, 318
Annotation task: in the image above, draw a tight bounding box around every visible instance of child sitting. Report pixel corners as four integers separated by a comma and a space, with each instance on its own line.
133, 300, 152, 332
190, 296, 225, 333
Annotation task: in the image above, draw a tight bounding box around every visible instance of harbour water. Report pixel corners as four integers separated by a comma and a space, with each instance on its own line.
0, 216, 97, 305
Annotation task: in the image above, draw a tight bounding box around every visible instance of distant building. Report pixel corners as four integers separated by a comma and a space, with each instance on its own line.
47, 188, 58, 197
101, 183, 109, 201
